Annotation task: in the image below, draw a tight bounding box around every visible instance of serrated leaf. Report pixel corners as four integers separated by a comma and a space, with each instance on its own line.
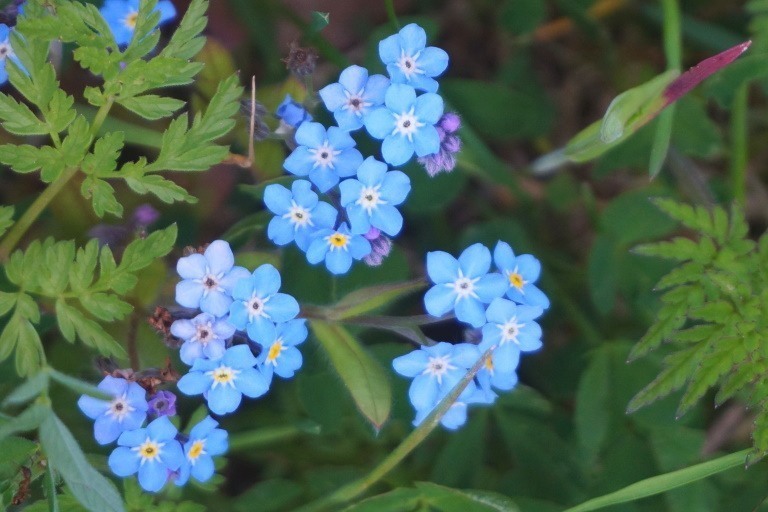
116, 224, 177, 274
82, 132, 124, 176
79, 293, 132, 322
627, 346, 704, 413
677, 342, 744, 417
56, 301, 126, 359
13, 315, 44, 376
81, 178, 124, 218
69, 240, 99, 292
0, 92, 47, 135
39, 413, 125, 512
118, 94, 185, 120
309, 321, 391, 430
162, 0, 208, 60
124, 174, 196, 203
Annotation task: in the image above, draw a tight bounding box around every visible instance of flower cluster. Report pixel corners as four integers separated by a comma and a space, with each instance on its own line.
264, 23, 458, 275
78, 241, 307, 492
393, 241, 549, 429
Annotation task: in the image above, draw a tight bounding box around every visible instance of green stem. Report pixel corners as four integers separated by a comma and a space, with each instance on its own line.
0, 97, 115, 262
294, 349, 492, 512
385, 0, 400, 30
730, 84, 748, 208
660, 0, 681, 69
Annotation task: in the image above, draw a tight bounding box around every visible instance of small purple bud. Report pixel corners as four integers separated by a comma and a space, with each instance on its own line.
442, 134, 461, 153
438, 112, 461, 134
435, 126, 447, 143
132, 204, 160, 227
363, 233, 393, 267
148, 390, 177, 418
88, 224, 129, 247
363, 227, 381, 241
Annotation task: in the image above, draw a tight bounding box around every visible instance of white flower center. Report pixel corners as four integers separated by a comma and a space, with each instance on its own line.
422, 354, 457, 385
246, 294, 270, 321
309, 141, 341, 170
356, 185, 386, 215
266, 339, 287, 366
283, 201, 313, 230
194, 322, 214, 345
391, 107, 424, 141
123, 10, 139, 29
343, 88, 371, 116
198, 269, 224, 296
325, 232, 350, 252
0, 43, 13, 61
106, 394, 135, 423
133, 438, 164, 465
397, 49, 424, 79
448, 270, 480, 301
498, 316, 525, 345
206, 365, 240, 388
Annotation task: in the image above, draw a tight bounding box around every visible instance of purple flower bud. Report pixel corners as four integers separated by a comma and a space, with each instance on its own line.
148, 390, 177, 418
438, 112, 461, 134
442, 134, 461, 153
363, 231, 393, 267
363, 227, 382, 241
132, 204, 160, 227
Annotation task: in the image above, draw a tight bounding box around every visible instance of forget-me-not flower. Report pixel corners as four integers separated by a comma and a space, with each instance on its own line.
77, 376, 148, 445
174, 416, 228, 486
306, 222, 372, 275
363, 84, 443, 166
100, 0, 176, 47
276, 94, 312, 129
171, 312, 235, 365
108, 416, 184, 492
378, 23, 449, 93
175, 240, 250, 318
147, 390, 176, 418
479, 297, 543, 353
393, 342, 481, 412
0, 24, 22, 85
493, 241, 550, 310
339, 156, 411, 236
283, 122, 364, 192
318, 65, 390, 130
228, 264, 300, 343
264, 180, 338, 252
177, 345, 270, 415
256, 319, 307, 382
423, 243, 508, 328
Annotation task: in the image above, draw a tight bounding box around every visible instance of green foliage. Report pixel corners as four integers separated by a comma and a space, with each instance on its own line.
627, 199, 768, 460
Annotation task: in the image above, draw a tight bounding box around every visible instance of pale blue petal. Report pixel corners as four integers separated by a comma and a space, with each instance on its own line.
267, 219, 296, 245
440, 402, 467, 430
117, 428, 146, 447
204, 241, 234, 275
347, 205, 370, 235
485, 297, 516, 324
292, 180, 318, 207
334, 148, 364, 178
479, 323, 501, 351
280, 319, 308, 345
455, 297, 486, 328
517, 254, 542, 281
408, 74, 439, 93
94, 415, 122, 445
364, 75, 391, 104
178, 372, 211, 396
162, 440, 185, 471
409, 374, 438, 410
452, 343, 481, 367
326, 126, 356, 150
371, 205, 403, 236
493, 241, 516, 270
200, 290, 231, 317
207, 386, 242, 415
176, 253, 206, 279
494, 343, 521, 373
252, 264, 281, 296
399, 23, 427, 54
339, 178, 363, 207
364, 107, 394, 139
170, 319, 196, 340
334, 109, 364, 131
326, 250, 352, 274
109, 447, 139, 477
312, 203, 338, 230
492, 370, 518, 391
419, 47, 449, 76
458, 243, 491, 278
223, 345, 258, 368
77, 395, 108, 419
283, 146, 313, 176
378, 33, 400, 64
414, 93, 444, 125
191, 455, 215, 482
235, 368, 270, 398
246, 318, 276, 346
426, 251, 459, 283
205, 430, 228, 455
219, 266, 250, 293
423, 284, 455, 317
475, 274, 509, 303
180, 342, 204, 365
138, 461, 167, 492
385, 84, 416, 113
175, 280, 203, 308
348, 236, 372, 259
204, 339, 227, 361
413, 126, 440, 157
356, 156, 387, 185
263, 184, 292, 214
380, 171, 410, 204
147, 416, 177, 441
382, 135, 414, 166
294, 122, 326, 148
309, 167, 339, 193
338, 64, 368, 92
266, 293, 300, 322
306, 238, 328, 264
392, 349, 429, 377
319, 82, 346, 111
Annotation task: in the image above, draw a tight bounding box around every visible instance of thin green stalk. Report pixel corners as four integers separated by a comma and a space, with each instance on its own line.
294, 349, 492, 512
0, 97, 115, 261
229, 421, 320, 451
661, 0, 681, 68
730, 84, 748, 207
385, 0, 400, 30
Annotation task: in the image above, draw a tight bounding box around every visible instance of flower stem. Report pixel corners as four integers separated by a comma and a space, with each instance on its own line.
0, 97, 115, 262
730, 84, 749, 208
294, 349, 491, 512
385, 0, 400, 30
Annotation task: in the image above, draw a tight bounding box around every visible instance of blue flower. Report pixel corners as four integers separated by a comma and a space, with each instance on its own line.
108, 416, 184, 492
318, 65, 390, 131
228, 264, 300, 343
174, 416, 228, 486
177, 345, 270, 415
479, 297, 543, 352
0, 24, 23, 85
378, 23, 449, 93
170, 312, 235, 365
77, 376, 148, 445
175, 240, 250, 317
392, 342, 480, 412
276, 94, 312, 129
306, 222, 372, 275
264, 179, 338, 252
256, 319, 307, 381
283, 122, 364, 193
493, 241, 550, 310
363, 84, 443, 166
423, 243, 508, 328
339, 156, 411, 236
147, 390, 176, 418
100, 0, 176, 47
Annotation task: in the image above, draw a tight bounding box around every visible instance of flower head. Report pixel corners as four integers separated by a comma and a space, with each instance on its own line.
283, 122, 364, 192
363, 84, 443, 166
263, 179, 338, 252
147, 390, 177, 418
339, 156, 411, 236
305, 222, 372, 275
177, 345, 270, 415
107, 416, 184, 492
423, 243, 508, 328
319, 65, 390, 131
0, 23, 22, 85
100, 0, 176, 47
175, 240, 250, 317
77, 376, 148, 445
418, 113, 462, 177
493, 241, 550, 309
378, 23, 449, 93
174, 416, 228, 485
282, 41, 318, 77
276, 94, 312, 130
171, 312, 235, 365
228, 264, 300, 343
256, 319, 307, 381
362, 227, 393, 267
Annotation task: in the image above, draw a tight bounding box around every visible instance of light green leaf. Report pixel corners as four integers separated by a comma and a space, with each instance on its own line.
79, 293, 132, 322
309, 11, 330, 32
0, 205, 13, 238
327, 279, 426, 320
2, 370, 49, 406
47, 368, 111, 400
0, 92, 47, 135
648, 106, 675, 178
118, 95, 185, 120
0, 403, 50, 444
309, 321, 392, 430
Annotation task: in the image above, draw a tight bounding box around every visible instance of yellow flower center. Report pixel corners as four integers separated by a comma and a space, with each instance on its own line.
123, 11, 139, 29
135, 440, 163, 462
213, 367, 235, 384
267, 340, 284, 363
188, 440, 206, 462
509, 272, 524, 289
329, 233, 348, 248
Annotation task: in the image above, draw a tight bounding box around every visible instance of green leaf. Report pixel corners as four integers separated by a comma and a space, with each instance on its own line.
0, 403, 50, 444
327, 279, 426, 320
47, 368, 112, 400
79, 293, 132, 322
0, 205, 13, 238
39, 412, 125, 512
81, 178, 124, 218
82, 132, 124, 177
0, 290, 17, 317
648, 106, 675, 178
343, 488, 421, 512
118, 95, 185, 120
309, 11, 330, 32
2, 370, 49, 406
55, 301, 126, 359
13, 315, 45, 376
416, 482, 520, 511
161, 0, 209, 60
562, 449, 748, 512
309, 321, 392, 430
0, 92, 47, 135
